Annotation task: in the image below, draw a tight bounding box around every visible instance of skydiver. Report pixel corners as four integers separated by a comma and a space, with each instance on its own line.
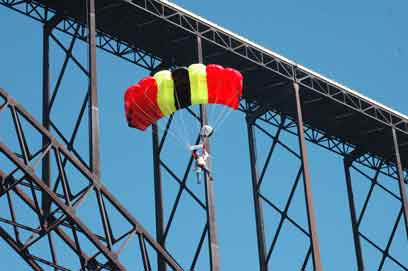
190, 144, 213, 183
189, 125, 214, 183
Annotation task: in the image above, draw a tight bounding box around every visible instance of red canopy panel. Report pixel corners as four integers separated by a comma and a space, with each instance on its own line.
124, 77, 163, 130
206, 64, 243, 110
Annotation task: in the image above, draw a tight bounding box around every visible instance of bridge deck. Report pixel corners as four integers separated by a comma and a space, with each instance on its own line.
3, 0, 408, 166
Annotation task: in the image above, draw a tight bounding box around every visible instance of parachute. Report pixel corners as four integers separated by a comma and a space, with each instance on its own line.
124, 63, 243, 131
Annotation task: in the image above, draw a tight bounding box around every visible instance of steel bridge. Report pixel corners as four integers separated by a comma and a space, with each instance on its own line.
0, 0, 407, 270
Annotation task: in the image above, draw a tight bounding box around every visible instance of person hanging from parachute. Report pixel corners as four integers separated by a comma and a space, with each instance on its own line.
124, 63, 243, 183
189, 124, 214, 183
190, 143, 211, 183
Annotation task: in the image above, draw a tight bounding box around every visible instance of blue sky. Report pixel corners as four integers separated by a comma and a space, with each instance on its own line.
0, 0, 407, 270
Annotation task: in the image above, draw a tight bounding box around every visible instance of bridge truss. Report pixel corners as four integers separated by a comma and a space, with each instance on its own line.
0, 0, 407, 270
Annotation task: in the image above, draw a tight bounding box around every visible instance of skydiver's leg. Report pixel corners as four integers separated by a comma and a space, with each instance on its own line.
196, 171, 201, 184
202, 166, 213, 181
195, 166, 202, 184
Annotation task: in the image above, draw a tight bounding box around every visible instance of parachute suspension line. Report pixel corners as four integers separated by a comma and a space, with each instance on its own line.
134, 87, 189, 148
140, 84, 191, 149
160, 89, 192, 148
208, 74, 223, 127
213, 89, 240, 129
158, 114, 190, 152
213, 106, 233, 132
184, 106, 201, 122
173, 86, 194, 148
207, 68, 242, 134
208, 87, 217, 125
129, 100, 178, 145
184, 105, 202, 145
211, 109, 233, 135
211, 89, 240, 132
141, 106, 188, 149
161, 115, 191, 150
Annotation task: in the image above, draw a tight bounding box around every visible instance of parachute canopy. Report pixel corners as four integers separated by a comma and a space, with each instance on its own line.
124, 63, 243, 130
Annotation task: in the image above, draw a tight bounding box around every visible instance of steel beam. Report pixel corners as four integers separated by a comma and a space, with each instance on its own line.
41, 16, 51, 223
2, 0, 408, 170
87, 0, 115, 252
151, 62, 169, 271
243, 107, 404, 182
197, 35, 220, 271
2, 1, 408, 270
245, 110, 315, 269
154, 106, 216, 269
293, 82, 323, 271
42, 14, 62, 221
1, 142, 126, 270
87, 0, 100, 179
152, 123, 166, 271
343, 154, 365, 271
0, 88, 184, 271
0, 226, 42, 271
392, 128, 408, 239
246, 117, 268, 271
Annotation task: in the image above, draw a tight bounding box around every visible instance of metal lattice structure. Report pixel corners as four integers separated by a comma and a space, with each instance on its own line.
0, 88, 182, 270
1, 0, 407, 270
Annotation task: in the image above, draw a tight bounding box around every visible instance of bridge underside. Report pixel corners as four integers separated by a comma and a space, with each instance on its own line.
22, 0, 408, 167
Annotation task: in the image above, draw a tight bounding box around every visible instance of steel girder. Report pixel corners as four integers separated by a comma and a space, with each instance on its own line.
151, 112, 221, 271
1, 1, 408, 270
246, 83, 322, 271
0, 0, 162, 70
1, 0, 408, 138
242, 100, 408, 185
0, 1, 182, 269
246, 118, 316, 270
196, 36, 220, 271
0, 2, 221, 269
343, 153, 408, 271
244, 87, 408, 270
0, 88, 182, 270
120, 0, 408, 136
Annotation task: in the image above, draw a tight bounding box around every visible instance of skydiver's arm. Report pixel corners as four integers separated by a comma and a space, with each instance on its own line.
191, 150, 199, 159
189, 144, 203, 151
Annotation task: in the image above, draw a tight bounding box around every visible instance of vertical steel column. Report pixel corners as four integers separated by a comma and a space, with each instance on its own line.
42, 15, 61, 218
152, 123, 166, 271
42, 19, 51, 220
197, 36, 220, 271
293, 82, 323, 271
246, 117, 268, 271
343, 156, 364, 271
86, 0, 113, 250
87, 0, 100, 178
391, 128, 408, 239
